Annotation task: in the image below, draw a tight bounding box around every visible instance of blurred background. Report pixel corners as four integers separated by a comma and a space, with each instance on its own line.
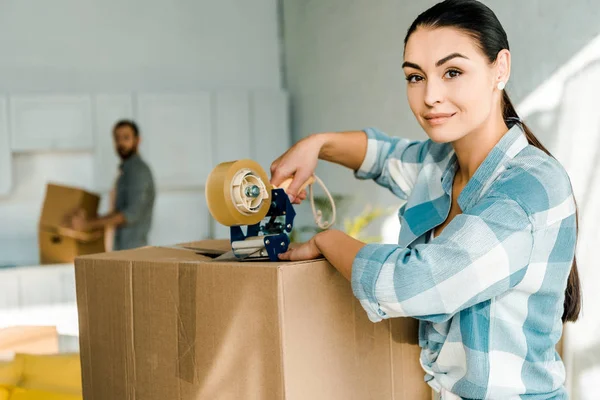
0, 1, 598, 398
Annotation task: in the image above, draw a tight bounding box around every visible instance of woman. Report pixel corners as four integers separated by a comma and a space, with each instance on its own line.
270, 0, 581, 399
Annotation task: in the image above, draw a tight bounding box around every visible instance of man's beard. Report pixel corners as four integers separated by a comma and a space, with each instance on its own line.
118, 147, 137, 160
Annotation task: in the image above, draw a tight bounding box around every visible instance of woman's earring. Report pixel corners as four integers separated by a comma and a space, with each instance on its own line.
497, 81, 506, 91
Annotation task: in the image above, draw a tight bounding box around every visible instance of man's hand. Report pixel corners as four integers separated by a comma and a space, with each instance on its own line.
69, 209, 90, 232
62, 208, 125, 233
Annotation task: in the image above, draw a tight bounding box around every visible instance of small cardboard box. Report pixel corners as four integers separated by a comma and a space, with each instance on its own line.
74, 240, 431, 400
39, 183, 105, 264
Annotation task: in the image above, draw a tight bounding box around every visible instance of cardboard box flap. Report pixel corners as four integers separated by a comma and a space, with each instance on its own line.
180, 239, 325, 265
177, 239, 232, 255
40, 183, 100, 229
76, 246, 213, 263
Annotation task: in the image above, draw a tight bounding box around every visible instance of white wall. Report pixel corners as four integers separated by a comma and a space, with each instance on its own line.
0, 0, 290, 267
281, 1, 600, 398
0, 0, 282, 92
281, 0, 600, 196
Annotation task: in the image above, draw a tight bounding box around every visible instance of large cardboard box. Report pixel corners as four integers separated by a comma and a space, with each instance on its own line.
74, 240, 431, 400
39, 183, 105, 264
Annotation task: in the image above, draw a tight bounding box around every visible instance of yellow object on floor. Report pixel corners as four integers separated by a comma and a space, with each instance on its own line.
0, 385, 10, 400
0, 360, 22, 387
15, 353, 81, 394
0, 353, 82, 400
9, 387, 81, 400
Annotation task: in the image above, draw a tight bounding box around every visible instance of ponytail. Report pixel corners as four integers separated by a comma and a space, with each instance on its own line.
502, 91, 582, 323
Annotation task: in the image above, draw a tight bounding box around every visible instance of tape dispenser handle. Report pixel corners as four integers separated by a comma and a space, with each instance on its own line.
274, 175, 315, 194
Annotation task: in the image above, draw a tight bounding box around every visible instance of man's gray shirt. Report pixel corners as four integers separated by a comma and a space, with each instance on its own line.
114, 154, 155, 250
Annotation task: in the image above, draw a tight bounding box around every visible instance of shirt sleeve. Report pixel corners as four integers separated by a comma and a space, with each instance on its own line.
118, 167, 153, 225
354, 127, 430, 200
351, 195, 534, 323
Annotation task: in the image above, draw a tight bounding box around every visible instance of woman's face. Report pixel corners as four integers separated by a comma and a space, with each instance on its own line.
403, 27, 504, 143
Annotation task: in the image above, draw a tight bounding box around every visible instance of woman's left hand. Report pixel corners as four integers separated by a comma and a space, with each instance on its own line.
277, 230, 365, 281
278, 235, 322, 261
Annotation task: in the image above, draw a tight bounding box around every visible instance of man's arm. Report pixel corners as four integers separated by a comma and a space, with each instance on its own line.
72, 164, 153, 231
87, 212, 126, 230
70, 211, 125, 232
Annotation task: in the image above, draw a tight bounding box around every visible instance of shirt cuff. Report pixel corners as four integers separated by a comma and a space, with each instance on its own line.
351, 243, 396, 323
354, 128, 380, 180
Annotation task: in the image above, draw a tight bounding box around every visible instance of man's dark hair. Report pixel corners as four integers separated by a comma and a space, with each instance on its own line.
113, 119, 140, 137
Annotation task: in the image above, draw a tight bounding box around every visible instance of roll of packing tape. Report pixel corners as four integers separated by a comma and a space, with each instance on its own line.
206, 159, 272, 226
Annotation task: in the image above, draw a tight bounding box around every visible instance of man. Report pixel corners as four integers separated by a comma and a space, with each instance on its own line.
70, 120, 155, 250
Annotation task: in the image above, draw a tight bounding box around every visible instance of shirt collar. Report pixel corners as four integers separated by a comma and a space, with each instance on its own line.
441, 123, 529, 211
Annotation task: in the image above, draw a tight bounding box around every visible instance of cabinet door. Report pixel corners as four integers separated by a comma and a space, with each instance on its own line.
149, 191, 210, 246
136, 93, 212, 189
10, 95, 93, 151
251, 90, 290, 174
0, 97, 10, 196
213, 90, 252, 164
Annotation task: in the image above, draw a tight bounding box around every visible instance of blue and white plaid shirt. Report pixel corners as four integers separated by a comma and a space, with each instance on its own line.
352, 124, 576, 399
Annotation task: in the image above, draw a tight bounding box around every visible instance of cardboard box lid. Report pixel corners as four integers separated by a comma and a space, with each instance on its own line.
177, 239, 232, 255
40, 183, 100, 230
78, 239, 315, 268
74, 239, 430, 399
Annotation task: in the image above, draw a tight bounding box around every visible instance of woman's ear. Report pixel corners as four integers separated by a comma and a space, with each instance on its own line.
495, 49, 511, 89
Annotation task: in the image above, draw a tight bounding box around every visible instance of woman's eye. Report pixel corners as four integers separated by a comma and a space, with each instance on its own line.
444, 69, 462, 79
406, 75, 424, 84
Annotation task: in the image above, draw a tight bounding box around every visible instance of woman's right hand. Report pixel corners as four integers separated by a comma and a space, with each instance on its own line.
270, 133, 326, 204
